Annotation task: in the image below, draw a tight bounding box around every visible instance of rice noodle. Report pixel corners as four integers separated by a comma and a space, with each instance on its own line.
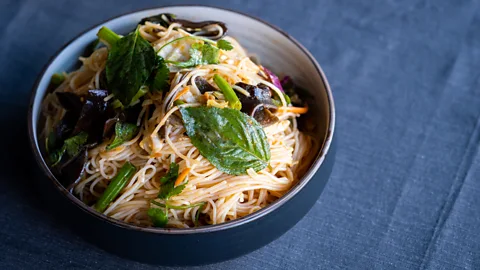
42, 22, 315, 228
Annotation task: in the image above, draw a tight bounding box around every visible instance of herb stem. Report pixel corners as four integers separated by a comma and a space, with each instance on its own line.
97, 26, 121, 47
213, 74, 241, 110
174, 100, 186, 106
94, 162, 136, 212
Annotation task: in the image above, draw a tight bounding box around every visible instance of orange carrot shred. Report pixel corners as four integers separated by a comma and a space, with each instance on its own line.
150, 152, 162, 158
174, 168, 191, 187
278, 105, 309, 114
174, 86, 190, 101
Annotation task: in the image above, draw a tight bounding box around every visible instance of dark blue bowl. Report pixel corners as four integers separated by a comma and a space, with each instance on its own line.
28, 6, 336, 266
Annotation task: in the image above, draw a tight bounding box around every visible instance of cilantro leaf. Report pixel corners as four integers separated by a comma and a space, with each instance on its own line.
158, 182, 187, 200
49, 132, 89, 166
64, 132, 89, 156
106, 122, 139, 150
157, 162, 186, 200
173, 46, 203, 68
147, 208, 168, 227
160, 162, 179, 184
201, 43, 219, 64
217, 39, 233, 51
168, 42, 220, 68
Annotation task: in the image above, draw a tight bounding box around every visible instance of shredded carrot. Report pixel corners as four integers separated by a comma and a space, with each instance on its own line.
150, 152, 162, 158
175, 168, 191, 187
278, 105, 309, 114
174, 86, 190, 101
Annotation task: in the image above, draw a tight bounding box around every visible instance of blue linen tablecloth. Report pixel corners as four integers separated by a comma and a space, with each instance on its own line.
2, 0, 480, 269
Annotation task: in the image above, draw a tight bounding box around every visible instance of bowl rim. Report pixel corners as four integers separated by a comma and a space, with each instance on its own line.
27, 4, 336, 235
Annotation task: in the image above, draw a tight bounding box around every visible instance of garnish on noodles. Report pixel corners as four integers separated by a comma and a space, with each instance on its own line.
41, 14, 314, 228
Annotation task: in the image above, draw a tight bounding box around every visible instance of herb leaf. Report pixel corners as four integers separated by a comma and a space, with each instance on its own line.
217, 39, 233, 51
157, 162, 186, 199
49, 132, 88, 166
201, 43, 219, 64
147, 208, 168, 227
106, 27, 156, 106
152, 56, 170, 91
180, 107, 271, 175
106, 122, 139, 150
160, 162, 179, 184
49, 146, 66, 166
170, 46, 203, 68
168, 42, 219, 68
64, 132, 89, 157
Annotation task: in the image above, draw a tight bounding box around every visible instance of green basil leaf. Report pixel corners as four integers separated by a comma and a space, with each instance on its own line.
106, 27, 156, 106
152, 56, 170, 91
217, 39, 233, 51
180, 107, 271, 175
147, 208, 168, 227
106, 122, 139, 150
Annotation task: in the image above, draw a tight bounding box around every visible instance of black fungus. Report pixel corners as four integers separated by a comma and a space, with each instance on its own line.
73, 89, 109, 146
140, 13, 227, 40
194, 77, 217, 94
235, 82, 279, 126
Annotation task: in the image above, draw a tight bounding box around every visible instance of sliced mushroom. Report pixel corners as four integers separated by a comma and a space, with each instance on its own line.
139, 13, 227, 40
139, 13, 176, 28
235, 82, 279, 126
73, 89, 109, 146
194, 77, 217, 94
56, 92, 83, 111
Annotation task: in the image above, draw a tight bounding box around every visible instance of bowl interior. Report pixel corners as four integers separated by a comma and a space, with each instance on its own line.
29, 6, 333, 233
